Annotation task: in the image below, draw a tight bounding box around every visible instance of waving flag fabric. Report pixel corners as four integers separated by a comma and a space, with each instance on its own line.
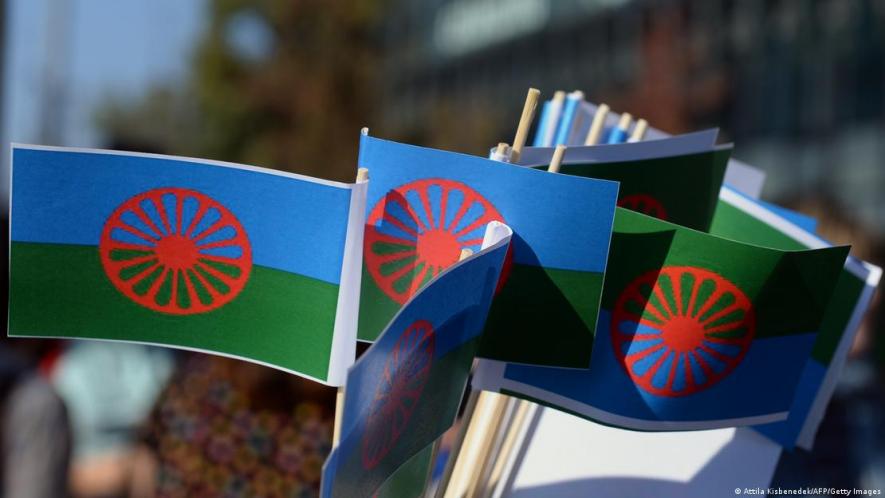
711, 187, 881, 449
527, 146, 731, 231
474, 208, 849, 431
322, 222, 512, 498
357, 133, 618, 368
9, 145, 366, 385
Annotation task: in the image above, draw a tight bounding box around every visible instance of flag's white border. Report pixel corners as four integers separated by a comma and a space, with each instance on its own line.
719, 186, 882, 449
326, 179, 369, 386
473, 360, 788, 431
7, 144, 367, 387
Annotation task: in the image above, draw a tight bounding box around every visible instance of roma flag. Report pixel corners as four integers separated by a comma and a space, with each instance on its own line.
473, 208, 849, 430
526, 146, 731, 231
9, 145, 366, 385
357, 133, 618, 367
322, 223, 512, 498
711, 187, 881, 449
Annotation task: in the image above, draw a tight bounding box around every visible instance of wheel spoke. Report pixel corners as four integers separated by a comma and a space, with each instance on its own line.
175, 193, 184, 235
388, 195, 427, 232
452, 211, 496, 239
198, 253, 246, 266
638, 348, 670, 381
666, 352, 680, 391
703, 321, 747, 337
124, 261, 161, 284
184, 202, 209, 237
371, 249, 417, 266
389, 260, 421, 288
625, 342, 665, 364
701, 305, 744, 330
105, 240, 156, 252
408, 264, 430, 295
438, 186, 449, 231
693, 284, 728, 321
108, 253, 158, 269
368, 230, 419, 250
381, 212, 419, 238
446, 192, 473, 232
195, 261, 239, 287
417, 184, 436, 230
682, 353, 696, 389
150, 194, 174, 235
196, 239, 241, 251
658, 273, 680, 317
145, 268, 171, 302
698, 344, 732, 364
168, 269, 180, 310
649, 284, 673, 321
192, 219, 229, 245
112, 223, 159, 245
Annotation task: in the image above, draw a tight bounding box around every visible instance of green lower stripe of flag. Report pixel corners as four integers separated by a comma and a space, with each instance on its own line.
10, 242, 338, 381
358, 265, 401, 342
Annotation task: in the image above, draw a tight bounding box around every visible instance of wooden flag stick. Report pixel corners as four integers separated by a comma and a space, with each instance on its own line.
478, 399, 533, 498
443, 391, 510, 498
491, 142, 511, 162
547, 145, 566, 174
617, 112, 633, 133
583, 103, 610, 145
629, 118, 648, 142
332, 166, 370, 448
333, 388, 345, 446
510, 88, 541, 163
465, 397, 522, 498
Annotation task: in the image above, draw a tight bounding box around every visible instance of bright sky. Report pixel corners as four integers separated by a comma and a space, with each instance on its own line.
1, 0, 207, 206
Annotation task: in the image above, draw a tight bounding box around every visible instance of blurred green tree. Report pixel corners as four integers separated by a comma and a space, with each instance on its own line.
97, 0, 386, 181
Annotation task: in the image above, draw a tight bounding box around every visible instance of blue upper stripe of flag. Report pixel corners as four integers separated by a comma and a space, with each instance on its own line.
359, 136, 618, 273
11, 147, 354, 284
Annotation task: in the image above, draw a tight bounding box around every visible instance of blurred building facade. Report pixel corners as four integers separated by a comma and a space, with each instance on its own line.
378, 0, 885, 235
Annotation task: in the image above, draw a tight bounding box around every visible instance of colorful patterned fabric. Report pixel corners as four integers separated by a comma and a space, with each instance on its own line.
146, 355, 333, 498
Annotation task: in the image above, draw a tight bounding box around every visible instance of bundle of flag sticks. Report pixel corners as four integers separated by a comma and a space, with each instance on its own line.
6, 88, 880, 498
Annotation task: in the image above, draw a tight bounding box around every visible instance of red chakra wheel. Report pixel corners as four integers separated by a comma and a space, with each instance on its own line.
99, 187, 252, 315
365, 179, 507, 304
610, 266, 755, 397
617, 194, 668, 220
362, 320, 435, 470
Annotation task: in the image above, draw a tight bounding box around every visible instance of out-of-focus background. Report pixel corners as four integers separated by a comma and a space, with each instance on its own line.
0, 1, 883, 497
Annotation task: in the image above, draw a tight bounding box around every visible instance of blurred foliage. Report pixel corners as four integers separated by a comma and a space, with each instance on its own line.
97, 0, 387, 181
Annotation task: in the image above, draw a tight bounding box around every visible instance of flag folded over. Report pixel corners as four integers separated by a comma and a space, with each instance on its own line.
322, 222, 512, 498
474, 208, 850, 430
711, 187, 881, 449
9, 145, 366, 385
357, 133, 619, 367
526, 146, 731, 231
518, 128, 720, 167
